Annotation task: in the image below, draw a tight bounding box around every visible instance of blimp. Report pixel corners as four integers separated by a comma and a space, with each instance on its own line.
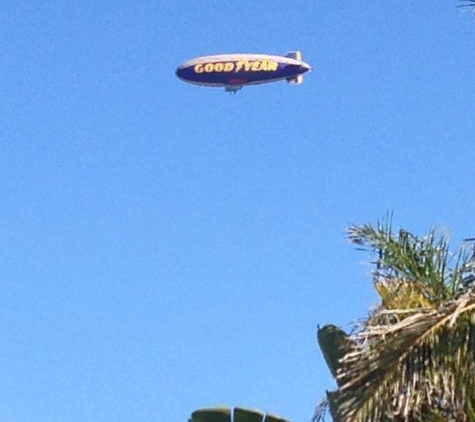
175, 51, 311, 93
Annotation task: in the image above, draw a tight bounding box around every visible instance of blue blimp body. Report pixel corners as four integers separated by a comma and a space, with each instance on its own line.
175, 51, 311, 93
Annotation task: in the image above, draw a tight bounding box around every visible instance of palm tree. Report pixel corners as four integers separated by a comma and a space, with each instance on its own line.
315, 220, 475, 422
190, 407, 292, 422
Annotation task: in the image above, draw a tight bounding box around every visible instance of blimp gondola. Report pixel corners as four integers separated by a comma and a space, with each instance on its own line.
175, 51, 311, 93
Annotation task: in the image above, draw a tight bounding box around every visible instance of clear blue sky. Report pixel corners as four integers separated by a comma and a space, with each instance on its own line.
1, 1, 475, 421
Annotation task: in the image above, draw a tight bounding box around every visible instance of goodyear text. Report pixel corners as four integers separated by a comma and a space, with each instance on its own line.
194, 60, 278, 74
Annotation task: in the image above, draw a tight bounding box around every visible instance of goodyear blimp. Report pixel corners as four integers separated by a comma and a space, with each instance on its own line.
175, 51, 311, 93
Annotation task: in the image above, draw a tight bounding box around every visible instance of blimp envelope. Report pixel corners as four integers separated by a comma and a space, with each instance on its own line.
176, 52, 311, 93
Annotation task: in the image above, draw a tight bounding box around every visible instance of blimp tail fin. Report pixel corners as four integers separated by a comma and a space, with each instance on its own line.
285, 51, 304, 84
285, 51, 303, 61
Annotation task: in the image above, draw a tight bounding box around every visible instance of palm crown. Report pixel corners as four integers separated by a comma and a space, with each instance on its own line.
316, 220, 475, 422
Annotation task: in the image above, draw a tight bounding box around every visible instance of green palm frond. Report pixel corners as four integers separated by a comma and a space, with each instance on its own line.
459, 0, 475, 9
348, 220, 475, 301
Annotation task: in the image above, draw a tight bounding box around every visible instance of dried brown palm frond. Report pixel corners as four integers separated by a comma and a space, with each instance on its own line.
332, 292, 475, 422
315, 221, 475, 422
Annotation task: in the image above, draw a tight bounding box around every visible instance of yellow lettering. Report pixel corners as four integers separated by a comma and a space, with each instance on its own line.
224, 62, 234, 72
235, 60, 244, 72
251, 61, 261, 71
196, 59, 278, 74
